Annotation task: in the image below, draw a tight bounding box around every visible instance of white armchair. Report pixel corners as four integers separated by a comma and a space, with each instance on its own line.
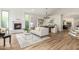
68, 29, 79, 39
51, 25, 57, 33
31, 27, 49, 36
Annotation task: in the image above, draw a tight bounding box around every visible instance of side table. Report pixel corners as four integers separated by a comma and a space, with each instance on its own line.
3, 34, 11, 47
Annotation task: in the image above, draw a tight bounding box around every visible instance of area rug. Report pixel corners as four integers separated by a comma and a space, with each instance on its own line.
16, 33, 50, 48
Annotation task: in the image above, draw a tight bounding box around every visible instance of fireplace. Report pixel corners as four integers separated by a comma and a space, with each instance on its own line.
14, 23, 22, 30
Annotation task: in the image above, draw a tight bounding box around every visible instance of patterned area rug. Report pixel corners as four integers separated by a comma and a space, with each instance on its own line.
16, 33, 50, 48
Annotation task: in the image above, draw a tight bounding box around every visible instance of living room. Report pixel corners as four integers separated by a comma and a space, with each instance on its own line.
1, 8, 79, 50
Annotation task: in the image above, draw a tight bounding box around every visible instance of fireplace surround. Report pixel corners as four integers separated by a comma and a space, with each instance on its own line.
11, 20, 24, 33
14, 23, 22, 30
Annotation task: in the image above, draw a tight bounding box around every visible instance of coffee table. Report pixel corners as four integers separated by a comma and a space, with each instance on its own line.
24, 33, 33, 40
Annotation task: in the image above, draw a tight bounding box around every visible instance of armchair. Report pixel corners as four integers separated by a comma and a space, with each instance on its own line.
51, 25, 58, 33
68, 29, 79, 39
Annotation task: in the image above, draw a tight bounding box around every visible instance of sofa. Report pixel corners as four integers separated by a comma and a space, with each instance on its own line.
31, 27, 49, 37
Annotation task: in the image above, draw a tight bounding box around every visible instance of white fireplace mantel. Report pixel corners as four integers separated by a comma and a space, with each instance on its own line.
10, 20, 24, 33
12, 20, 23, 23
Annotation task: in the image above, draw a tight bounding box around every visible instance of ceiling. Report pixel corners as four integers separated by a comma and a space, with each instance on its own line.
0, 8, 61, 17
22, 8, 61, 16
1, 8, 79, 19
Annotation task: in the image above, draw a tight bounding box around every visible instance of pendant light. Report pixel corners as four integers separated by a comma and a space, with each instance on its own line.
44, 8, 50, 19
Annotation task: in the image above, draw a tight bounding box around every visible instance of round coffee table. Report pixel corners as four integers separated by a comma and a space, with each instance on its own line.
24, 33, 33, 40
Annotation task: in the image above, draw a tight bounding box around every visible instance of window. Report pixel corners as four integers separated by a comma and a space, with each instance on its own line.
1, 11, 9, 28
0, 14, 1, 27
24, 15, 30, 32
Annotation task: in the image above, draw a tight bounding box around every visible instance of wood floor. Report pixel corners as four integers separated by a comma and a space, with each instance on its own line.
25, 31, 79, 50
1, 30, 79, 50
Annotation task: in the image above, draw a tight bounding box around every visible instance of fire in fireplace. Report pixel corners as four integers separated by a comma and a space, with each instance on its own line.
14, 23, 22, 30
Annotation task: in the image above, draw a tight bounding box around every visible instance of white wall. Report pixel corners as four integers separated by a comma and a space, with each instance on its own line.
0, 9, 39, 33
50, 14, 63, 32
51, 9, 79, 30
8, 9, 25, 32
43, 14, 63, 32
1, 8, 79, 32
50, 14, 77, 31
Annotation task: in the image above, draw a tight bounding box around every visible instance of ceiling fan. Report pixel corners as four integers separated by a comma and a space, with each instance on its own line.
43, 8, 50, 19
